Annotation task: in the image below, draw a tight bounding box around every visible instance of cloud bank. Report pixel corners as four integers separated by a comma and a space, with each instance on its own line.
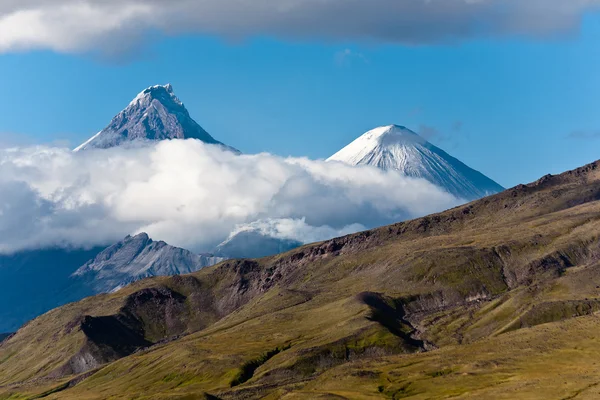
0, 140, 461, 254
0, 0, 598, 54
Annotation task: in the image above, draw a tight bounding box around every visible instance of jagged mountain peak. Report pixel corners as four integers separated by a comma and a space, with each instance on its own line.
328, 124, 504, 201
128, 84, 181, 108
74, 84, 237, 152
145, 83, 175, 95
72, 232, 224, 293
123, 232, 152, 242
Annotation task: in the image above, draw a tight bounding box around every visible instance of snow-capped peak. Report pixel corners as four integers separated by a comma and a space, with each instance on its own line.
74, 84, 237, 152
328, 124, 504, 201
327, 125, 426, 169
342, 125, 426, 152
128, 84, 181, 107
363, 125, 423, 142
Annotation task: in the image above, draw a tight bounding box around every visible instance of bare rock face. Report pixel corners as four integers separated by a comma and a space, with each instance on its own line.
74, 84, 237, 152
72, 233, 224, 294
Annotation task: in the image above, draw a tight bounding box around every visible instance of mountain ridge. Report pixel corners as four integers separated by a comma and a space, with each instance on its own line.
72, 232, 224, 293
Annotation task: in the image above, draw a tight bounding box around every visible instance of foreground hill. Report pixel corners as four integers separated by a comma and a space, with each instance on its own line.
2, 160, 600, 399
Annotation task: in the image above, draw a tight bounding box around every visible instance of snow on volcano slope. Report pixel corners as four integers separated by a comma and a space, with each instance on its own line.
328, 125, 504, 200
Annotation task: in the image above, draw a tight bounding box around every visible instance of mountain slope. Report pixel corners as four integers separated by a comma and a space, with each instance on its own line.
72, 233, 223, 293
3, 160, 600, 399
328, 124, 504, 200
74, 84, 236, 152
0, 247, 104, 333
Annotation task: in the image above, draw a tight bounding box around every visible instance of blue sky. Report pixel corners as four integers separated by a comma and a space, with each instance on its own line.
0, 6, 599, 188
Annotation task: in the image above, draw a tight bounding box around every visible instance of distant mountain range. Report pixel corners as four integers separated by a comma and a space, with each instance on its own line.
0, 85, 505, 334
328, 124, 504, 200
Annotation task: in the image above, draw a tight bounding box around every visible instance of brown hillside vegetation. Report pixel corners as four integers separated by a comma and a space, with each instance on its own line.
2, 161, 600, 399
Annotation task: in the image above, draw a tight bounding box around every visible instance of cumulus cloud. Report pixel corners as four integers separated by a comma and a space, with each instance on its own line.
0, 0, 598, 54
0, 140, 461, 254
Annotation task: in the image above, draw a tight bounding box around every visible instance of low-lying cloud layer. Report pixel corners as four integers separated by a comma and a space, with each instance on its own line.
224, 218, 368, 246
0, 0, 598, 54
0, 140, 461, 254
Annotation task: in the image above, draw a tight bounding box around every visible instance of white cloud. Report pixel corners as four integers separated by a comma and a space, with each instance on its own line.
0, 140, 461, 253
0, 0, 598, 54
225, 218, 367, 245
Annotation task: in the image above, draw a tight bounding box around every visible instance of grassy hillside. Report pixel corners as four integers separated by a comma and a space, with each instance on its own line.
2, 161, 600, 399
